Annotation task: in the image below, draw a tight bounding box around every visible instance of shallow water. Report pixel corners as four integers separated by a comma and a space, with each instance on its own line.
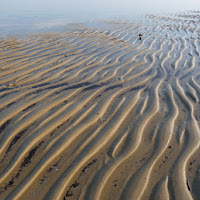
1, 0, 200, 36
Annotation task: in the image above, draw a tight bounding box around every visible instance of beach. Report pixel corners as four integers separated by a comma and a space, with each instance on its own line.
0, 11, 200, 200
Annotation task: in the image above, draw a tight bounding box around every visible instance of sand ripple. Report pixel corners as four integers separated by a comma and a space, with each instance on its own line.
0, 11, 200, 200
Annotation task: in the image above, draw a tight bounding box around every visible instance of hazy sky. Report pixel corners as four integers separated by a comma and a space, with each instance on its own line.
1, 0, 200, 12
1, 0, 200, 21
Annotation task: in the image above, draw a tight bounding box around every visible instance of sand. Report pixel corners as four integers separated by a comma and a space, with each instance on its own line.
0, 11, 200, 200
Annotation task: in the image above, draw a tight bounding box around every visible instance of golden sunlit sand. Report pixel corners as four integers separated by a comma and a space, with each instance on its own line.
0, 11, 200, 200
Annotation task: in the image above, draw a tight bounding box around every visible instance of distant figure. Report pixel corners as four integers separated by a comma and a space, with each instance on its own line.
139, 33, 143, 40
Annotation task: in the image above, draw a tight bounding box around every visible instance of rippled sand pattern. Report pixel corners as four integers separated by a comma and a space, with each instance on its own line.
1, 11, 200, 200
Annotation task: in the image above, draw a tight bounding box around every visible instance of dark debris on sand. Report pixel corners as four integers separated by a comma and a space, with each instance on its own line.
63, 159, 97, 199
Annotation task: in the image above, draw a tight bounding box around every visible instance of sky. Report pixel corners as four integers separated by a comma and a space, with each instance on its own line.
1, 0, 200, 15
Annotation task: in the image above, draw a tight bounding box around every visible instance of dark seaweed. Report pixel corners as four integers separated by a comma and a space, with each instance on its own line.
0, 119, 11, 134
21, 141, 44, 167
63, 159, 97, 199
22, 103, 36, 112
0, 141, 44, 194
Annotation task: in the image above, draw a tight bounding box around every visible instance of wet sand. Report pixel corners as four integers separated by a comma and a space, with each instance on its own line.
1, 11, 200, 200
